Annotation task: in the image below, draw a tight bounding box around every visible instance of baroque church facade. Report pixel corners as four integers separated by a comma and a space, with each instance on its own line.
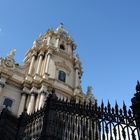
0, 25, 94, 116
0, 25, 139, 140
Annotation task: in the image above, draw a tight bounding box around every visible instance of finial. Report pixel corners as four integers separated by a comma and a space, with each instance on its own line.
33, 40, 38, 48
60, 22, 64, 28
85, 86, 95, 104
136, 80, 140, 92
7, 49, 16, 60
48, 27, 53, 32
56, 23, 64, 32
39, 33, 42, 38
87, 86, 92, 95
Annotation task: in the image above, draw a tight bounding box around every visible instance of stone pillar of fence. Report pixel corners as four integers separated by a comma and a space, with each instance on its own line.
131, 81, 140, 128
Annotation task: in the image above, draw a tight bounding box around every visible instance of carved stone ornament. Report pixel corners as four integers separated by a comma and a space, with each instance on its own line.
7, 49, 16, 60
56, 24, 71, 41
0, 49, 16, 69
3, 58, 15, 69
0, 57, 15, 69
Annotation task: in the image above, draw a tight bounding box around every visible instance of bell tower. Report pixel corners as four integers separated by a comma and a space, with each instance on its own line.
22, 24, 83, 114
0, 24, 94, 116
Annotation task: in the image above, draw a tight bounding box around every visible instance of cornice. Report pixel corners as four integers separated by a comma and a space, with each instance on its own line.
54, 79, 74, 91
6, 78, 23, 89
0, 68, 13, 78
49, 84, 73, 97
54, 49, 75, 63
23, 76, 75, 96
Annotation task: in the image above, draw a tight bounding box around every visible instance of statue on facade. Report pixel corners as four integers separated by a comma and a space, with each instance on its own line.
32, 40, 39, 48
1, 49, 17, 69
7, 49, 16, 60
85, 86, 95, 104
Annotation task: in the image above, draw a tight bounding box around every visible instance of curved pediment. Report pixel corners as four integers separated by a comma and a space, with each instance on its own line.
55, 61, 71, 74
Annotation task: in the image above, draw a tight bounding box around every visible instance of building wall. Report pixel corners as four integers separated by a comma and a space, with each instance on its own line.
0, 84, 21, 115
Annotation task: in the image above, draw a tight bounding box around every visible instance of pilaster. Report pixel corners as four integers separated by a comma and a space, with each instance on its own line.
17, 92, 27, 116
28, 51, 37, 75
34, 51, 44, 81
47, 36, 51, 46
38, 85, 48, 109
55, 37, 60, 48
36, 51, 44, 75
27, 87, 38, 114
43, 49, 53, 79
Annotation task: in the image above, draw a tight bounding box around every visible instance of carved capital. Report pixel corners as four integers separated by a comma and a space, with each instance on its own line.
32, 51, 37, 57
39, 50, 44, 57
23, 87, 30, 93
30, 87, 38, 95
47, 49, 53, 55
21, 92, 28, 96
40, 85, 47, 93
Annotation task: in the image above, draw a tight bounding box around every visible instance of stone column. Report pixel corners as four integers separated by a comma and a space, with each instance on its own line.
42, 52, 48, 74
35, 94, 40, 111
36, 51, 44, 75
25, 94, 30, 110
38, 92, 46, 109
28, 52, 37, 75
75, 68, 80, 88
47, 36, 51, 45
55, 38, 59, 48
43, 50, 52, 78
27, 93, 35, 114
18, 92, 27, 116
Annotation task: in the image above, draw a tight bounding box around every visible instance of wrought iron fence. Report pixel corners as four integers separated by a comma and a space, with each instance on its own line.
16, 108, 44, 140
0, 90, 140, 140
0, 108, 18, 140
16, 93, 140, 140
38, 94, 140, 140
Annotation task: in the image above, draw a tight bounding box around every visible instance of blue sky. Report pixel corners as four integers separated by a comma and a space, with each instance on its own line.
0, 0, 140, 107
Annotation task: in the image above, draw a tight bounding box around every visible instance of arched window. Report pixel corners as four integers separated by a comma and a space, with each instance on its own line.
3, 98, 13, 108
60, 44, 65, 50
58, 70, 66, 82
